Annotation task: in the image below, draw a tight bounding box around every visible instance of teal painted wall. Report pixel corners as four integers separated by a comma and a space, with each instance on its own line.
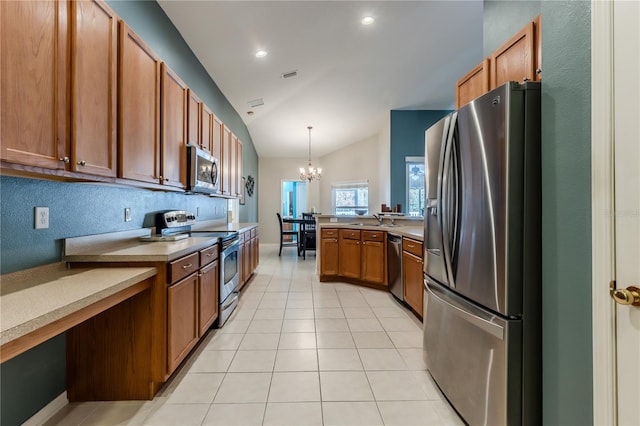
0, 1, 259, 423
389, 110, 451, 209
483, 1, 541, 56
484, 1, 593, 424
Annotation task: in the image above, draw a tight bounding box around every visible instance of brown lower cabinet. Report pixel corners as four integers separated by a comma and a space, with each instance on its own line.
239, 226, 260, 290
321, 228, 387, 287
67, 241, 220, 401
402, 238, 424, 319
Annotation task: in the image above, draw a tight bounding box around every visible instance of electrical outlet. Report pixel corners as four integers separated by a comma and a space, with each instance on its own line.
124, 208, 132, 222
196, 207, 200, 217
35, 207, 49, 229
330, 217, 338, 223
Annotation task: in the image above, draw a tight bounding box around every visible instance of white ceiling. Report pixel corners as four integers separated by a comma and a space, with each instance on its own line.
158, 1, 484, 158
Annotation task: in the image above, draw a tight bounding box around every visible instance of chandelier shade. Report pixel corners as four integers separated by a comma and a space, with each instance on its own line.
300, 126, 322, 182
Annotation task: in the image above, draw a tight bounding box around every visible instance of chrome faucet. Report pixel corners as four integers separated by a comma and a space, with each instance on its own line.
372, 214, 383, 225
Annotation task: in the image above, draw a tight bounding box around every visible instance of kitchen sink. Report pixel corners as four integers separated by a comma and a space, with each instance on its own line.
349, 223, 382, 226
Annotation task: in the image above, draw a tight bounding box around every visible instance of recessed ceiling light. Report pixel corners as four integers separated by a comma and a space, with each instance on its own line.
255, 50, 267, 58
361, 16, 375, 25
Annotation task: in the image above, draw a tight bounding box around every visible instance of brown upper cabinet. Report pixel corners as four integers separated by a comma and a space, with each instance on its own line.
221, 125, 233, 196
0, 0, 120, 176
236, 138, 243, 197
187, 90, 202, 148
1, 0, 69, 170
212, 115, 223, 162
118, 21, 161, 185
455, 59, 490, 109
456, 16, 541, 108
161, 64, 188, 189
201, 104, 213, 153
490, 20, 535, 89
71, 0, 118, 177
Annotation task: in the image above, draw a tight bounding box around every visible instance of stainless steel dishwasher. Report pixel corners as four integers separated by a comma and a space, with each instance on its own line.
387, 233, 403, 301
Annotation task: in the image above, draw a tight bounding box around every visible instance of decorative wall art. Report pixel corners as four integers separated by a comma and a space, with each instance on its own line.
245, 175, 255, 197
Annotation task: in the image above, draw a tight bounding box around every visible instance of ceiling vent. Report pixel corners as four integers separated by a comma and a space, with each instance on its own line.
247, 98, 264, 108
281, 70, 298, 79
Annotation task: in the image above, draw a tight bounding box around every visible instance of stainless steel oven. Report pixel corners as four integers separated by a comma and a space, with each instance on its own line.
190, 230, 241, 327
218, 234, 240, 326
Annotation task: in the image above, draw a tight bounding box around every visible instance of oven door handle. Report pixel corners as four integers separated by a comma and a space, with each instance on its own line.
221, 291, 239, 311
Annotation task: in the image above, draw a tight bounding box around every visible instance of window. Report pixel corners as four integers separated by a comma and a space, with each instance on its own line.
332, 181, 369, 215
406, 157, 425, 216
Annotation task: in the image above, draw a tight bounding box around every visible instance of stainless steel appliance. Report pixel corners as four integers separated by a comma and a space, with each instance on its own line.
191, 230, 240, 326
423, 82, 541, 425
387, 233, 403, 301
186, 144, 220, 194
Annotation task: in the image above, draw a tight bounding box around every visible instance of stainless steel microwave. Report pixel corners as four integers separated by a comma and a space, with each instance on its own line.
186, 144, 220, 194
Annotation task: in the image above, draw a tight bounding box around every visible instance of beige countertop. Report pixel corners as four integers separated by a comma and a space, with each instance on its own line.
192, 222, 258, 234
0, 263, 157, 347
65, 236, 221, 262
318, 222, 424, 242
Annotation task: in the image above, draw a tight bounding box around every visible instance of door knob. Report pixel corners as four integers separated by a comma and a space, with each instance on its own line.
610, 282, 640, 306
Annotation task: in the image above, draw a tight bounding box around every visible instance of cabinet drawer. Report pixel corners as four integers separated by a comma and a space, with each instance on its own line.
200, 245, 218, 267
250, 227, 257, 238
169, 252, 200, 283
362, 230, 385, 242
403, 238, 423, 257
340, 229, 361, 240
238, 232, 246, 243
321, 228, 338, 239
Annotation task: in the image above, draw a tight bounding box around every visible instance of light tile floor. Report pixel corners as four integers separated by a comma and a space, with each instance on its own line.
45, 244, 464, 426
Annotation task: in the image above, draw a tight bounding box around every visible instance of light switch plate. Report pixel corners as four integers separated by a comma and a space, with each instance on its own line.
35, 207, 49, 229
330, 217, 338, 223
124, 208, 132, 222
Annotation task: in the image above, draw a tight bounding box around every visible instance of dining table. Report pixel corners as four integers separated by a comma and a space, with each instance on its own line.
282, 215, 317, 256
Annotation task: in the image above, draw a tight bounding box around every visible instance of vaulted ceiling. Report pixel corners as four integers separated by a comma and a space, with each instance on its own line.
158, 1, 484, 158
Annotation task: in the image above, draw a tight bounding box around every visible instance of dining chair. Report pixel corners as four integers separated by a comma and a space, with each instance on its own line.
300, 213, 316, 259
277, 212, 298, 256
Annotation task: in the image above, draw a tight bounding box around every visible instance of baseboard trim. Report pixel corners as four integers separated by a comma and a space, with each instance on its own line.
23, 392, 68, 426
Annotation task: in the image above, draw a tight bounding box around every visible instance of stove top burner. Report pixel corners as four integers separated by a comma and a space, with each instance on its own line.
190, 230, 239, 243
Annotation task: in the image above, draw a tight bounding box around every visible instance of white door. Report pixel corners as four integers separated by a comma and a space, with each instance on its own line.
592, 1, 640, 424
612, 1, 640, 423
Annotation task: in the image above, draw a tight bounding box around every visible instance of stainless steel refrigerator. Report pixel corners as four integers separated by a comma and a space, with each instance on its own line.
423, 82, 541, 425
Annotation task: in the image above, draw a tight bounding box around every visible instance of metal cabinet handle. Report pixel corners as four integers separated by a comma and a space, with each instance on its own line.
206, 253, 214, 257
59, 157, 70, 163
182, 263, 193, 269
523, 77, 530, 82
536, 68, 542, 75
407, 244, 415, 248
77, 160, 86, 166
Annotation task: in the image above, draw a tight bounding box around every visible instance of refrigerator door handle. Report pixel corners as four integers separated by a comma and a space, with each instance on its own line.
436, 114, 451, 283
425, 282, 505, 340
441, 112, 458, 287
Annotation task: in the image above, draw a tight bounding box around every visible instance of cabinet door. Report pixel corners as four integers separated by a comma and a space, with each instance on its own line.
198, 260, 218, 336
187, 89, 201, 147
236, 138, 243, 197
221, 126, 232, 195
490, 21, 535, 89
202, 104, 213, 152
118, 22, 161, 184
362, 240, 386, 285
212, 115, 223, 162
167, 273, 199, 373
403, 251, 424, 319
534, 15, 542, 81
242, 240, 251, 285
456, 58, 490, 109
321, 238, 339, 276
0, 0, 69, 169
339, 238, 361, 279
230, 134, 238, 197
161, 64, 187, 189
71, 0, 117, 177
251, 236, 259, 272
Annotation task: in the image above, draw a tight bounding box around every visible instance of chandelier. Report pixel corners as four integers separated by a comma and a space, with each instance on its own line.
299, 126, 322, 182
